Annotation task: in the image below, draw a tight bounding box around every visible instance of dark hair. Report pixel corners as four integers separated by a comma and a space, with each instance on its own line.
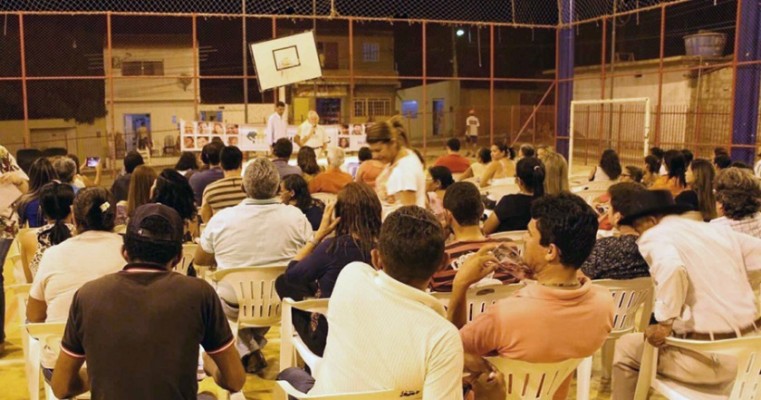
124, 150, 145, 174
272, 138, 294, 159
330, 183, 382, 256
429, 166, 454, 190
365, 116, 409, 147
16, 149, 42, 175
530, 193, 599, 269
220, 146, 243, 171
379, 206, 446, 285
151, 169, 197, 221
282, 174, 323, 214
73, 187, 116, 232
599, 149, 622, 180
16, 157, 58, 225
623, 165, 644, 183
276, 101, 286, 107
201, 141, 224, 166
715, 167, 761, 220
38, 182, 75, 246
731, 161, 752, 170
494, 143, 516, 160
608, 182, 648, 227
714, 147, 729, 157
358, 147, 373, 162
663, 149, 686, 187
644, 155, 661, 174
124, 215, 182, 265
446, 138, 461, 152
477, 147, 492, 164
649, 147, 665, 161
519, 144, 535, 158
516, 157, 545, 197
443, 182, 483, 226
713, 154, 732, 169
175, 151, 199, 171
681, 149, 694, 168
297, 147, 320, 175
690, 158, 717, 221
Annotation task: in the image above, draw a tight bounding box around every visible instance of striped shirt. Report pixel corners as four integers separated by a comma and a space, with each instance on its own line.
202, 176, 246, 214
710, 213, 761, 239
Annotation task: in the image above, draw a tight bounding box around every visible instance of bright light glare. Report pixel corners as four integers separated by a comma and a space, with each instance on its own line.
456, 29, 465, 37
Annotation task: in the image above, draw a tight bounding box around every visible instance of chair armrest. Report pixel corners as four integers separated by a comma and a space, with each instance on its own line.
632, 342, 658, 400
276, 380, 309, 398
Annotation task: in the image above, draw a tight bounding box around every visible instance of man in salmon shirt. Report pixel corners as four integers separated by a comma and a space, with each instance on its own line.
450, 192, 614, 399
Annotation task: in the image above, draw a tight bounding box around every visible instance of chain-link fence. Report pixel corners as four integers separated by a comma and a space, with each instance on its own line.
0, 0, 758, 173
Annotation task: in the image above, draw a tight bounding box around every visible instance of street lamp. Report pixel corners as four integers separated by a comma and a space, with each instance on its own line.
456, 29, 465, 37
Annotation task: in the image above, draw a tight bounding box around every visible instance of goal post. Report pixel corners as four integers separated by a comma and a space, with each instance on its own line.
568, 97, 651, 176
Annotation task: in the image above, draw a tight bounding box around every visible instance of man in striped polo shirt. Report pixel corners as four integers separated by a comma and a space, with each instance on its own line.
201, 145, 246, 223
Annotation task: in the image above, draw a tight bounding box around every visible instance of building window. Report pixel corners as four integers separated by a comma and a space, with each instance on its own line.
402, 100, 418, 119
362, 42, 380, 62
317, 42, 339, 69
121, 61, 164, 76
354, 98, 391, 117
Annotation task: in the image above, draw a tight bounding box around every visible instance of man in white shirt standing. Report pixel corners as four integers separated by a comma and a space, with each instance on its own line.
278, 206, 481, 399
294, 110, 328, 155
465, 109, 480, 157
611, 188, 761, 400
266, 101, 288, 143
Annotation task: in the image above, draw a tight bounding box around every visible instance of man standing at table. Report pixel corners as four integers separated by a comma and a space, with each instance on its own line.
266, 101, 288, 143
294, 110, 329, 155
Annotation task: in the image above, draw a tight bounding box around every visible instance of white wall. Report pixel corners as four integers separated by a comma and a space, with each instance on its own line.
395, 81, 461, 142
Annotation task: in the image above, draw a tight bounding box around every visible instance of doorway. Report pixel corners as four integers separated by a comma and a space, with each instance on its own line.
316, 98, 341, 125
123, 114, 151, 152
432, 99, 445, 136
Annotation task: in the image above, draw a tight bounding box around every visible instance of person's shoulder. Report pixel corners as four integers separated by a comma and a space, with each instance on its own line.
337, 261, 374, 282
76, 272, 123, 297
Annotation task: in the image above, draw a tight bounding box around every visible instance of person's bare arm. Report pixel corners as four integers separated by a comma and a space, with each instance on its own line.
203, 346, 246, 392
200, 202, 213, 224
19, 229, 37, 282
51, 352, 88, 399
482, 212, 500, 235
448, 247, 498, 329
396, 191, 418, 207
26, 297, 48, 322
480, 163, 497, 188
194, 247, 215, 267
459, 167, 474, 181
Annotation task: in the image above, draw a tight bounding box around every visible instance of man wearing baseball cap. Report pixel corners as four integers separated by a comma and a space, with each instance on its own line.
50, 204, 245, 399
611, 189, 761, 399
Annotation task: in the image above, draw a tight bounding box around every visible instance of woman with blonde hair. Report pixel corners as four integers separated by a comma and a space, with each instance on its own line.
366, 116, 426, 207
116, 165, 157, 224
540, 150, 569, 195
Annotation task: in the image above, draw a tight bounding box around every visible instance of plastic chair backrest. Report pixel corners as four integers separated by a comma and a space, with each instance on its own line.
275, 381, 398, 399
213, 266, 287, 327
486, 356, 583, 400
280, 298, 329, 372
431, 283, 523, 322
26, 322, 66, 358
593, 278, 654, 335
312, 192, 337, 206
176, 243, 197, 275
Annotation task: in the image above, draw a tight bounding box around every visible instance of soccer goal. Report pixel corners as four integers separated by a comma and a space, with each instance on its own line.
568, 97, 651, 175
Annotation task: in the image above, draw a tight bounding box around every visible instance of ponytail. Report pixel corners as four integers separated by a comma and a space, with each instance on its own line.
516, 157, 546, 198
74, 187, 116, 232
531, 165, 546, 198
366, 115, 410, 148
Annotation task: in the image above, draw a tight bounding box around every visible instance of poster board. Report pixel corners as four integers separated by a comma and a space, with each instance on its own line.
250, 31, 322, 91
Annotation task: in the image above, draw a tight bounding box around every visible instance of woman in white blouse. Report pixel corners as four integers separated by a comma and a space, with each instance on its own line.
366, 117, 426, 208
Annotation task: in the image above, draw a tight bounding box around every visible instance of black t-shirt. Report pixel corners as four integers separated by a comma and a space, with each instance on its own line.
493, 193, 534, 233
61, 266, 234, 400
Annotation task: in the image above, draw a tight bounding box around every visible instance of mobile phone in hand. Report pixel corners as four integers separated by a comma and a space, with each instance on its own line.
86, 157, 100, 168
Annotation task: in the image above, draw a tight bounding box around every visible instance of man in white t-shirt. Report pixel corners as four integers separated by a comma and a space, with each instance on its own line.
294, 111, 328, 154
266, 101, 288, 143
278, 206, 481, 399
465, 109, 480, 157
195, 157, 312, 373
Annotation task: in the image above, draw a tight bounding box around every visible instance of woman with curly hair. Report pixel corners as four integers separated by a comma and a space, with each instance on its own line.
151, 168, 199, 242
711, 167, 761, 238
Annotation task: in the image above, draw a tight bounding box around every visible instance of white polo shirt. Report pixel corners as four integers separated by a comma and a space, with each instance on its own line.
30, 230, 126, 367
297, 121, 329, 149
311, 262, 464, 400
199, 198, 312, 269
266, 112, 288, 141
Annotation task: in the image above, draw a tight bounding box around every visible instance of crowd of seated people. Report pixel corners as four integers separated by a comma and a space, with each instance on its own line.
0, 126, 760, 400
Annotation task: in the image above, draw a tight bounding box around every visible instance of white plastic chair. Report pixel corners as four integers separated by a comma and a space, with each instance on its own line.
212, 266, 287, 331
275, 381, 397, 400
633, 335, 761, 400
25, 322, 91, 400
9, 284, 37, 400
175, 243, 198, 276
573, 278, 654, 400
482, 184, 520, 201
113, 224, 127, 234
431, 283, 523, 323
279, 297, 329, 373
486, 356, 583, 400
312, 192, 337, 206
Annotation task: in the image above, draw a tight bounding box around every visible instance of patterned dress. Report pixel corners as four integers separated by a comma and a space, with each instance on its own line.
29, 223, 76, 278
581, 234, 650, 280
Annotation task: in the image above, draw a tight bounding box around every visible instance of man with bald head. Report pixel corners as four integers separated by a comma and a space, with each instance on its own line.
295, 110, 329, 154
